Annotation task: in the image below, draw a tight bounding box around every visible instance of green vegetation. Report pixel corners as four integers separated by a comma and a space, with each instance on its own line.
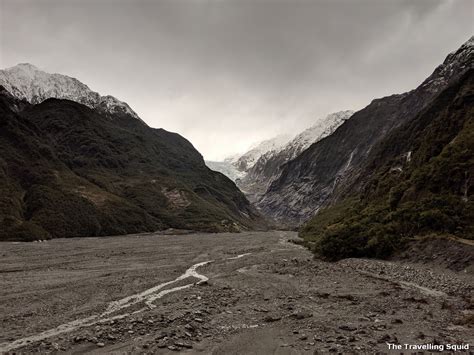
0, 91, 265, 241
300, 70, 474, 260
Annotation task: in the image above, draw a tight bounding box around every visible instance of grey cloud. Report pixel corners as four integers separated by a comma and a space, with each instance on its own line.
1, 0, 473, 159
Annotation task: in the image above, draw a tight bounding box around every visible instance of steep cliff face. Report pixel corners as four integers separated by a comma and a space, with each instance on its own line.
258, 37, 474, 227
237, 111, 353, 202
301, 69, 474, 260
0, 87, 265, 241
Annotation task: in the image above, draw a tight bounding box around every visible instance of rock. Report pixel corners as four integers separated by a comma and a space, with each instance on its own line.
338, 325, 357, 331
290, 311, 312, 320
194, 318, 203, 323
264, 314, 281, 322
96, 342, 105, 347
391, 319, 403, 324
167, 345, 179, 351
299, 334, 308, 340
175, 341, 193, 349
378, 335, 389, 343
157, 341, 167, 348
155, 332, 167, 340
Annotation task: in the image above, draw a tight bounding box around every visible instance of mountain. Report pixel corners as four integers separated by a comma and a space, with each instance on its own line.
204, 134, 291, 186
281, 110, 355, 161
237, 111, 354, 202
232, 134, 292, 172
0, 63, 141, 121
0, 68, 265, 241
205, 160, 246, 182
301, 68, 474, 260
258, 36, 474, 227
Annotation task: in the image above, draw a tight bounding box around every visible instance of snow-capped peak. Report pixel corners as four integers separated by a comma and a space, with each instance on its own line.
285, 110, 354, 159
222, 111, 354, 175
233, 134, 293, 172
0, 63, 142, 121
420, 36, 474, 94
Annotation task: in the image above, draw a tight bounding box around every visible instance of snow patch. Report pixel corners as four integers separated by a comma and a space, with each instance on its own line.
0, 63, 142, 121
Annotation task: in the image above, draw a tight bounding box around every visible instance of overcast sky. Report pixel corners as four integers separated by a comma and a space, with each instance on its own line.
1, 0, 473, 160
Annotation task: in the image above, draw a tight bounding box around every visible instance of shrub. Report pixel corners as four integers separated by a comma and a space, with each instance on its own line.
7, 221, 51, 241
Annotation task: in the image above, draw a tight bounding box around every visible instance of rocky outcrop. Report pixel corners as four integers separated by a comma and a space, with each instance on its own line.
237, 111, 353, 202
257, 36, 474, 226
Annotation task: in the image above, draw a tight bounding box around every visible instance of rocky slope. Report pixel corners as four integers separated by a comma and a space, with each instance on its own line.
301, 68, 474, 260
258, 36, 474, 226
205, 135, 291, 183
0, 63, 141, 120
0, 82, 264, 241
237, 111, 353, 202
232, 134, 292, 172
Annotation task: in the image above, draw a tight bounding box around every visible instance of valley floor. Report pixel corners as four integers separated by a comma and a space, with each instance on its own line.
0, 231, 473, 354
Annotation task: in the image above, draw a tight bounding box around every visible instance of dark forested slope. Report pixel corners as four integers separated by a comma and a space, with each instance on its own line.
301, 69, 474, 260
0, 88, 265, 241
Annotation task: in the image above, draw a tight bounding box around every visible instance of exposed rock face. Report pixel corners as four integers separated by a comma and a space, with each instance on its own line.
257, 36, 474, 226
237, 111, 353, 202
0, 63, 142, 121
300, 69, 474, 260
233, 134, 292, 172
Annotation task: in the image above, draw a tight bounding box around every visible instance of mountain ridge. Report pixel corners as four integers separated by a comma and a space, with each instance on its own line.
237, 110, 354, 202
0, 84, 265, 241
0, 63, 142, 121
301, 68, 474, 259
257, 36, 474, 226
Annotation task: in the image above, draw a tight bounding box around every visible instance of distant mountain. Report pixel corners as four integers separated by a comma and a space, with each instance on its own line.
258, 36, 474, 226
0, 63, 141, 121
237, 111, 353, 202
232, 134, 292, 172
206, 111, 353, 202
282, 110, 355, 160
205, 160, 246, 182
0, 67, 265, 241
301, 68, 474, 259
